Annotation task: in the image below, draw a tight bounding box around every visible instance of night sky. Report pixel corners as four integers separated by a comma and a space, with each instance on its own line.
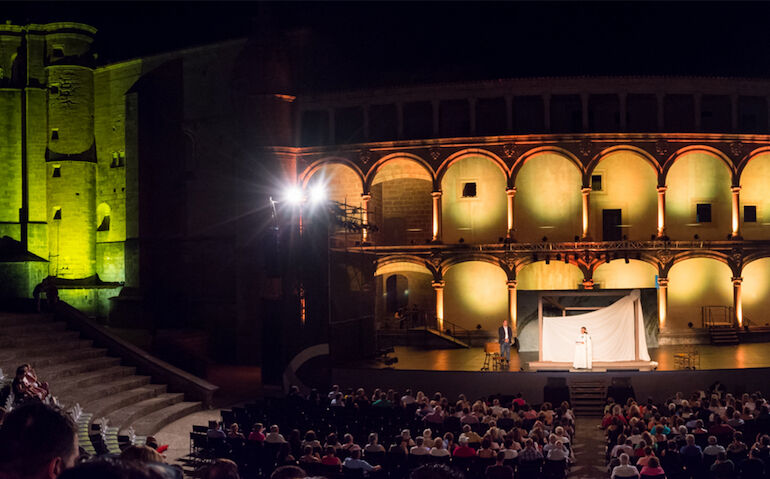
5, 2, 770, 90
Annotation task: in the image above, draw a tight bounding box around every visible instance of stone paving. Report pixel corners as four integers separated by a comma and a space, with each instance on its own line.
569, 417, 607, 479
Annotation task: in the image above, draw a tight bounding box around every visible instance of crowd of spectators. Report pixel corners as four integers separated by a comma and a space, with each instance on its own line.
191, 385, 577, 479
603, 382, 770, 479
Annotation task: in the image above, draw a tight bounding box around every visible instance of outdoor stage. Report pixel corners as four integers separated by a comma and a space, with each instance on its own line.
331, 342, 770, 404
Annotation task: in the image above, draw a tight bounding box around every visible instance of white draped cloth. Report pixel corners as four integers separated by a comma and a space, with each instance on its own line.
542, 290, 651, 363
573, 333, 592, 369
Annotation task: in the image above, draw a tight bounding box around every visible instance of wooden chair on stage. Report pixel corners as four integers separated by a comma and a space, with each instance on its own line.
481, 342, 504, 371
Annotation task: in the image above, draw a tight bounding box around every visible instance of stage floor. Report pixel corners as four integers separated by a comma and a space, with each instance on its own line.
361, 342, 770, 372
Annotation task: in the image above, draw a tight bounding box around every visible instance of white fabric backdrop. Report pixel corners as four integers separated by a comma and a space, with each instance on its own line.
541, 290, 651, 362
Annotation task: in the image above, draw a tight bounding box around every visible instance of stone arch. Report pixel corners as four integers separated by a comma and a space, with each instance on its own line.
367, 154, 434, 246
373, 258, 434, 329
437, 148, 510, 185
440, 253, 507, 278
513, 150, 583, 242
593, 259, 658, 289
365, 153, 435, 190
737, 150, 770, 240
585, 148, 659, 241
300, 157, 365, 191
443, 259, 508, 330
375, 256, 434, 278
516, 260, 584, 290
741, 257, 770, 327
668, 257, 733, 330
96, 202, 111, 232
512, 146, 584, 185
300, 159, 365, 208
440, 152, 508, 244
662, 145, 737, 185
737, 146, 770, 180
664, 149, 733, 241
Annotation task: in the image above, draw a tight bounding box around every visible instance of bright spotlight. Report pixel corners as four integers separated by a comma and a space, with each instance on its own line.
309, 184, 326, 204
284, 185, 304, 205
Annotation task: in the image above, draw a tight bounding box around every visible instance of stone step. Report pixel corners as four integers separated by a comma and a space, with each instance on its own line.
56, 366, 137, 394
85, 385, 168, 419
0, 314, 53, 326
0, 347, 107, 370
0, 339, 93, 363
0, 321, 68, 336
58, 375, 153, 405
104, 393, 186, 431
36, 356, 122, 380
0, 330, 81, 348
123, 401, 203, 436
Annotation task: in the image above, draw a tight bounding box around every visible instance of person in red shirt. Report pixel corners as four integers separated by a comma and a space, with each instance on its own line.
452, 437, 476, 458
321, 446, 342, 467
248, 423, 265, 442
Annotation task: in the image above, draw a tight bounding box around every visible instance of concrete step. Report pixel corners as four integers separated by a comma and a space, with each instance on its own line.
0, 330, 81, 348
86, 385, 168, 419
56, 366, 137, 395
0, 347, 107, 370
0, 339, 93, 363
0, 321, 68, 336
0, 314, 53, 326
58, 375, 153, 405
123, 401, 202, 436
104, 393, 186, 431
37, 356, 122, 380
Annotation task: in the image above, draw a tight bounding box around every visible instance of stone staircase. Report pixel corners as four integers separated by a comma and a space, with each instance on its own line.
0, 311, 202, 436
709, 326, 739, 345
568, 379, 606, 417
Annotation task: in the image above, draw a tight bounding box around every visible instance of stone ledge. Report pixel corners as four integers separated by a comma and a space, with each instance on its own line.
658, 328, 710, 345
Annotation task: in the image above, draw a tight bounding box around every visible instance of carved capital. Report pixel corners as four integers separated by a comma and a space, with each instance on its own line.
655, 139, 669, 157
729, 141, 745, 159
579, 138, 593, 158
429, 146, 441, 162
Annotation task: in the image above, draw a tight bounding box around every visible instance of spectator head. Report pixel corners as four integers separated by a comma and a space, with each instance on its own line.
324, 446, 336, 456
303, 446, 313, 456
496, 451, 505, 463
708, 436, 717, 445
343, 433, 353, 444
717, 451, 727, 462
619, 453, 630, 465
0, 402, 78, 479
644, 446, 653, 456
415, 436, 424, 447
368, 433, 378, 445
304, 430, 316, 442
678, 425, 688, 435
270, 465, 306, 479
402, 429, 412, 439
525, 439, 534, 449
120, 445, 164, 464
686, 434, 695, 445
462, 425, 471, 433
696, 419, 704, 429
204, 459, 240, 479
254, 423, 263, 432
208, 420, 218, 429
481, 437, 491, 449
423, 428, 432, 439
444, 432, 454, 443
409, 463, 465, 479
270, 425, 279, 433
350, 448, 362, 459
433, 439, 443, 450
458, 436, 468, 446
647, 457, 660, 468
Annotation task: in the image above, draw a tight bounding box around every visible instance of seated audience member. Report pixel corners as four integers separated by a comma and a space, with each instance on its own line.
227, 423, 245, 440
739, 448, 765, 478
485, 451, 514, 479
680, 434, 703, 459
56, 458, 161, 479
276, 443, 296, 466
248, 423, 265, 442
265, 425, 286, 443
0, 402, 79, 479
410, 437, 431, 455
636, 447, 656, 468
708, 416, 734, 437
611, 453, 640, 479
727, 410, 744, 428
400, 429, 416, 448
120, 445, 165, 464
424, 405, 444, 425
372, 392, 392, 408
389, 436, 409, 455
341, 433, 358, 451
452, 437, 476, 458
709, 451, 735, 478
206, 420, 226, 440
321, 447, 341, 467
703, 435, 726, 458
298, 446, 320, 464
639, 456, 665, 478
546, 440, 569, 462
477, 437, 496, 458
204, 459, 240, 479
12, 364, 50, 403
364, 433, 386, 453
518, 439, 544, 462
500, 438, 518, 460
342, 448, 381, 474
429, 438, 450, 457
458, 424, 482, 444
270, 465, 307, 479
659, 440, 684, 476
301, 430, 321, 450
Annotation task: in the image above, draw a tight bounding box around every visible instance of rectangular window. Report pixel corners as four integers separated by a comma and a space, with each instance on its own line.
52, 46, 64, 58
591, 174, 603, 191
52, 165, 61, 178
52, 207, 62, 220
462, 182, 477, 198
696, 203, 712, 223
744, 205, 757, 223
51, 129, 59, 140
50, 83, 60, 95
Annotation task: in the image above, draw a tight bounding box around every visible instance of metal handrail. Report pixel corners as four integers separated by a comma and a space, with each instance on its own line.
702, 305, 735, 328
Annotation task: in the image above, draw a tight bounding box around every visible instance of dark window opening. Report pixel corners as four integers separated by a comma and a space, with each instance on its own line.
51, 129, 59, 140
369, 103, 398, 141
300, 110, 330, 146
52, 166, 61, 178
403, 101, 433, 140
52, 47, 64, 58
97, 215, 110, 232
744, 205, 757, 223
475, 97, 506, 136
591, 174, 603, 191
462, 182, 477, 198
53, 208, 61, 220
696, 203, 712, 223
385, 274, 409, 313
49, 84, 59, 95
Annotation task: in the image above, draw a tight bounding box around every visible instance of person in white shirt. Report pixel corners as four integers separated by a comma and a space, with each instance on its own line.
573, 326, 592, 369
546, 441, 569, 461
611, 453, 640, 479
409, 436, 430, 455
703, 435, 726, 457
500, 438, 519, 460
490, 398, 505, 417
265, 425, 286, 443
429, 438, 450, 457
401, 389, 416, 407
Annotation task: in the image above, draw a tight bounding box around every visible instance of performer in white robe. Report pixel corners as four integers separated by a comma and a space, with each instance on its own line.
573, 326, 593, 369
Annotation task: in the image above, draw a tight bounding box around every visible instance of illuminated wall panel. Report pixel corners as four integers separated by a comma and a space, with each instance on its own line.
441, 155, 507, 244
306, 163, 363, 207
593, 260, 657, 289
668, 258, 732, 329
517, 261, 583, 290
371, 158, 432, 245
373, 262, 433, 328
742, 258, 770, 327
444, 261, 507, 330
666, 152, 731, 240
514, 153, 582, 242
589, 151, 657, 241
740, 153, 770, 240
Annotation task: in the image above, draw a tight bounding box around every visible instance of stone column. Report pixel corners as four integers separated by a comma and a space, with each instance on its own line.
507, 280, 518, 331
361, 193, 371, 244
506, 187, 516, 240
658, 277, 669, 329
582, 278, 595, 290
733, 277, 743, 328
431, 191, 442, 243
433, 280, 446, 332
657, 186, 668, 238
731, 186, 742, 239
581, 187, 592, 240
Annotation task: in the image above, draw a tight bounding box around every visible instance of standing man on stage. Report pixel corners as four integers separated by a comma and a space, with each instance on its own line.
498, 319, 514, 364
573, 326, 593, 370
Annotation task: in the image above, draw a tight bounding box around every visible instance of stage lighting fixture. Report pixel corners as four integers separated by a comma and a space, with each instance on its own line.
555, 253, 561, 261
564, 254, 569, 264
606, 253, 611, 263
309, 184, 326, 204
284, 185, 304, 205
574, 235, 580, 242
545, 255, 550, 265
624, 253, 630, 264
